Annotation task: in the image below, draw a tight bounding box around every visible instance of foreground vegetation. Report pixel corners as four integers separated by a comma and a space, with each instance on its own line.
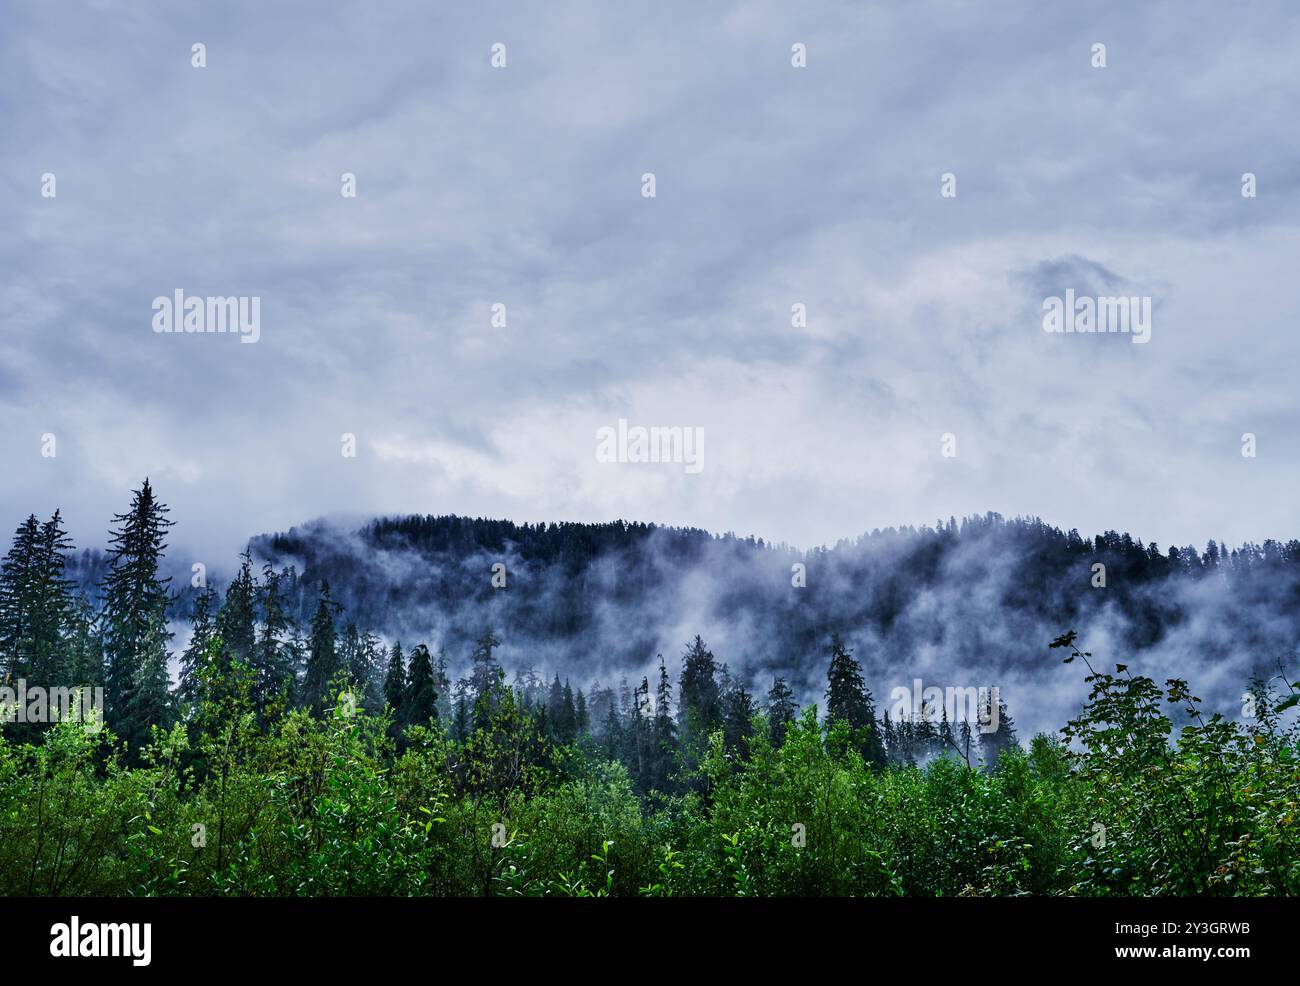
1, 631, 1297, 897
2, 481, 1298, 896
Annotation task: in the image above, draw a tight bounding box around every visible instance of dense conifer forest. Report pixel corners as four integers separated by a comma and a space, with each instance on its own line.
1, 481, 1297, 896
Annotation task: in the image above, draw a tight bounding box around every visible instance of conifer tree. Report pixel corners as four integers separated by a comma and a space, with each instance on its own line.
178, 583, 218, 707
546, 674, 565, 740
433, 650, 452, 724
451, 685, 470, 742
383, 642, 406, 714
766, 676, 798, 747
980, 696, 1019, 770
65, 595, 102, 690
651, 657, 678, 789
469, 629, 502, 703
359, 629, 386, 714
602, 703, 623, 762
677, 635, 721, 740
722, 682, 756, 756
574, 688, 590, 738
300, 582, 339, 715
561, 681, 577, 743
824, 633, 886, 768
0, 512, 76, 686
339, 622, 362, 686
119, 607, 173, 749
216, 551, 256, 674
29, 511, 75, 685
404, 643, 438, 727
99, 480, 174, 735
254, 565, 295, 715
468, 629, 502, 729
0, 515, 40, 681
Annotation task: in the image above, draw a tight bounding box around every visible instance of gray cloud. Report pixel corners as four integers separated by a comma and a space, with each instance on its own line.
2, 0, 1299, 568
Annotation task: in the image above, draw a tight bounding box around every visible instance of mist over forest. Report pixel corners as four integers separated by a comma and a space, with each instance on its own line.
60, 511, 1296, 741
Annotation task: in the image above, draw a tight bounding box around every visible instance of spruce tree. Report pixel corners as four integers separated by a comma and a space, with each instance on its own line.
29, 511, 75, 685
824, 633, 886, 769
766, 676, 798, 748
0, 512, 76, 687
468, 629, 502, 704
300, 582, 339, 715
433, 650, 452, 723
65, 596, 102, 690
722, 682, 756, 756
383, 642, 406, 714
561, 681, 577, 743
99, 480, 174, 736
404, 643, 438, 727
254, 565, 295, 715
546, 674, 565, 741
980, 696, 1019, 770
451, 686, 470, 742
359, 629, 386, 714
468, 629, 502, 730
178, 584, 218, 707
677, 635, 721, 740
652, 657, 677, 789
0, 515, 40, 681
119, 607, 173, 749
216, 551, 256, 674
574, 688, 590, 738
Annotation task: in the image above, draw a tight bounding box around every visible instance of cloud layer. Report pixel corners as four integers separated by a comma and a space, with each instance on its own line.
3, 1, 1299, 563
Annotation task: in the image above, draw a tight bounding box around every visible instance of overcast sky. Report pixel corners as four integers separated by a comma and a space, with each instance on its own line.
3, 0, 1299, 565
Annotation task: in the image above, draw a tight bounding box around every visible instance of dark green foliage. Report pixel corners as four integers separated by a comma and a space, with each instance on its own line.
404, 644, 438, 728
178, 584, 217, 707
383, 642, 405, 716
99, 481, 173, 743
824, 634, 887, 769
300, 583, 340, 715
765, 676, 797, 747
3, 488, 1299, 897
0, 622, 1296, 896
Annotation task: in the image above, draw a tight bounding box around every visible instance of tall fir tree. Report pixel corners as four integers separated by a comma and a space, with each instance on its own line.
119, 608, 173, 749
29, 511, 76, 685
0, 515, 40, 681
824, 633, 887, 769
432, 650, 452, 724
254, 565, 295, 715
766, 676, 798, 747
722, 682, 756, 756
383, 642, 406, 712
99, 480, 174, 737
215, 551, 256, 674
652, 656, 678, 790
178, 583, 218, 707
65, 595, 102, 690
404, 643, 438, 728
677, 635, 721, 740
980, 696, 1019, 771
300, 582, 339, 715
468, 628, 502, 730
0, 512, 76, 687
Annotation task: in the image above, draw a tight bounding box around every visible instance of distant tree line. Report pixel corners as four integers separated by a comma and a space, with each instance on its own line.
0, 482, 1021, 780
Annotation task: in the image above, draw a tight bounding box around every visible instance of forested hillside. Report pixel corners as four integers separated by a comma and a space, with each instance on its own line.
2, 482, 1298, 897
231, 509, 1300, 737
